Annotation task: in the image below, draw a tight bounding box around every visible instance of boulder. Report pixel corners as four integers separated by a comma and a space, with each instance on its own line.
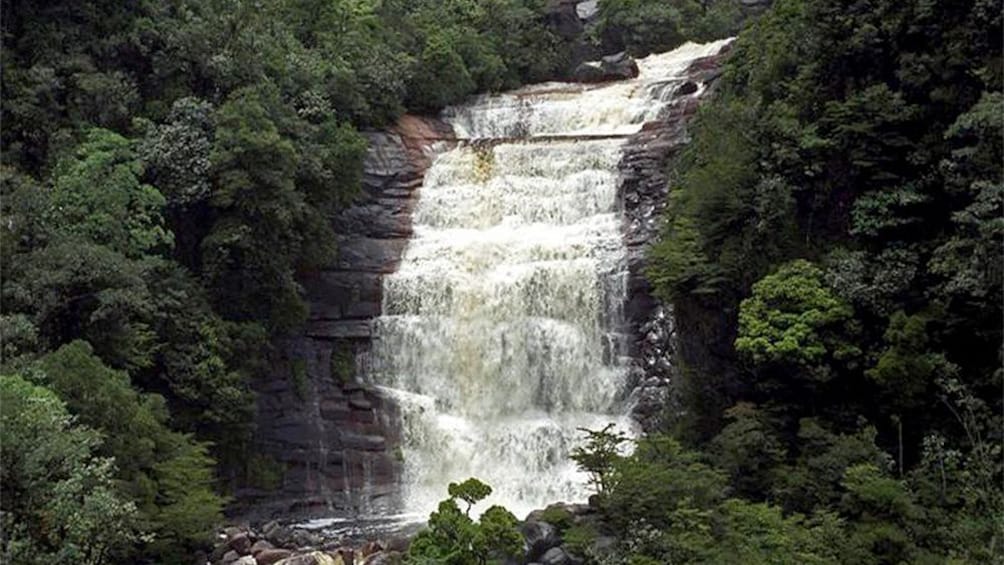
363, 551, 404, 565
276, 551, 338, 565
229, 532, 253, 555
539, 547, 581, 565
521, 521, 561, 561
256, 549, 294, 565
571, 62, 606, 82
326, 547, 354, 565
359, 541, 383, 558
221, 550, 241, 564
601, 52, 640, 79
382, 536, 410, 554
677, 81, 699, 95
251, 540, 275, 555
235, 557, 258, 565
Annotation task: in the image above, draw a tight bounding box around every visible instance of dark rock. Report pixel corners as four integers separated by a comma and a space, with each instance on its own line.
221, 550, 240, 564
229, 533, 253, 555
381, 536, 411, 554
256, 549, 293, 565
677, 81, 698, 95
522, 520, 561, 561
545, 0, 585, 38
359, 541, 383, 558
571, 61, 605, 82
363, 551, 403, 565
327, 548, 354, 565
348, 392, 373, 411
571, 52, 639, 83
251, 540, 276, 555
601, 52, 639, 78
539, 547, 580, 565
275, 551, 337, 565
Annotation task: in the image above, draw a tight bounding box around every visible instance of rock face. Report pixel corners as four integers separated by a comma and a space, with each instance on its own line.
617, 43, 732, 430
572, 51, 640, 83
240, 115, 455, 520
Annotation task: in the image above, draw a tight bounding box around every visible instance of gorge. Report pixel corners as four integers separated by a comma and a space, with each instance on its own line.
251, 38, 734, 523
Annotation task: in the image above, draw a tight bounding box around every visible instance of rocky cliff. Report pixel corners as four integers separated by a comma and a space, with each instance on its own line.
618, 44, 733, 430
241, 43, 732, 521
240, 116, 455, 520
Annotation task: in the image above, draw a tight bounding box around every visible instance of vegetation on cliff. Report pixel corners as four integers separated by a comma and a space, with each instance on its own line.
0, 0, 583, 562
2, 0, 999, 562
640, 0, 1002, 561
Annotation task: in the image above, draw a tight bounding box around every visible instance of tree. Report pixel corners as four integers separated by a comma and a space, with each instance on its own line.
0, 375, 139, 565
48, 128, 171, 259
710, 403, 786, 499
3, 241, 156, 370
408, 478, 522, 564
570, 423, 631, 496
32, 341, 225, 563
735, 259, 860, 382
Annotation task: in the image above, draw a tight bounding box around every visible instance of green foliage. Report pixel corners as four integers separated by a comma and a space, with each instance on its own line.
562, 522, 598, 556
448, 477, 493, 514
710, 403, 786, 499
1, 375, 140, 565
330, 341, 355, 384
537, 506, 574, 532
408, 478, 521, 565
594, 0, 750, 57
604, 435, 727, 532
735, 260, 859, 380
773, 420, 892, 514
4, 241, 156, 370
48, 128, 172, 258
32, 341, 225, 563
570, 423, 630, 495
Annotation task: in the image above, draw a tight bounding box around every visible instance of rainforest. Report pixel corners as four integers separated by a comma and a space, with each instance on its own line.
1, 1, 1001, 564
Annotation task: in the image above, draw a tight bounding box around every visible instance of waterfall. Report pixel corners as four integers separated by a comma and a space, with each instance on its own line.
367, 40, 731, 520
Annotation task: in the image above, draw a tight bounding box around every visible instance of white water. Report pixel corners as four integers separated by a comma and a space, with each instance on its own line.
367, 40, 731, 520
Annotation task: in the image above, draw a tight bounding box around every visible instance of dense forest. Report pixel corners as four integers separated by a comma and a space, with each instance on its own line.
1, 0, 1001, 563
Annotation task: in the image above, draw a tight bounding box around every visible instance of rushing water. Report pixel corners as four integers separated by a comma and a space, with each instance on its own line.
366, 40, 731, 521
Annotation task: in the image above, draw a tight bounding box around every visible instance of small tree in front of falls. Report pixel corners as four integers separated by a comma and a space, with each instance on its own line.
407, 478, 522, 565
571, 423, 631, 496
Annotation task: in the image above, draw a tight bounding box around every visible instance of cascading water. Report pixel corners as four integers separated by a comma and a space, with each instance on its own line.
367, 40, 731, 520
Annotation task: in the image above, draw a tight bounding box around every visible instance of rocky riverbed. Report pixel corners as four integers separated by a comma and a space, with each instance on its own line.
210, 501, 608, 565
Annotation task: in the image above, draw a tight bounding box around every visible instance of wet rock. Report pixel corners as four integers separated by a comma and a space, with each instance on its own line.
677, 81, 699, 95
359, 541, 383, 558
244, 115, 452, 521
381, 536, 410, 553
539, 547, 580, 565
522, 520, 561, 561
601, 52, 640, 79
256, 549, 293, 565
327, 548, 354, 565
229, 532, 253, 555
363, 551, 403, 565
275, 551, 338, 565
251, 540, 275, 554
571, 52, 638, 83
